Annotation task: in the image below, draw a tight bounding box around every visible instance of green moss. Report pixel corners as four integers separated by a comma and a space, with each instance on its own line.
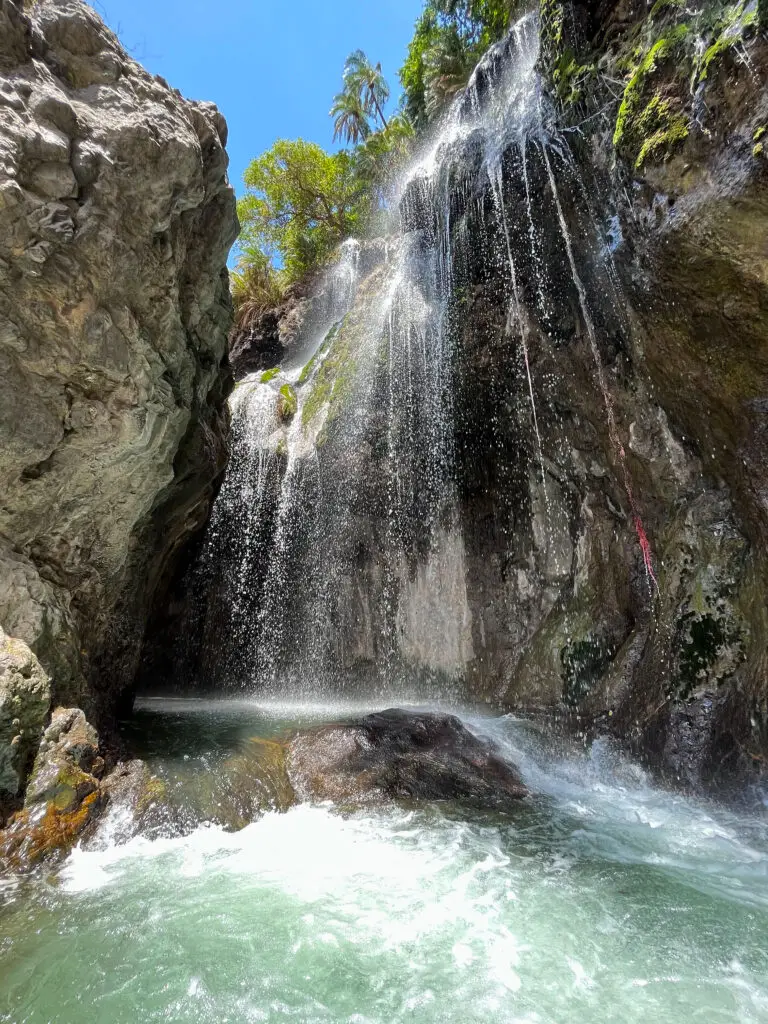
260, 367, 280, 384
276, 437, 288, 458
552, 49, 595, 106
634, 94, 690, 168
136, 776, 166, 815
755, 142, 765, 158
277, 383, 297, 422
697, 2, 758, 82
298, 322, 340, 386
613, 25, 691, 168
649, 0, 686, 17
51, 764, 95, 811
301, 315, 357, 429
540, 0, 565, 55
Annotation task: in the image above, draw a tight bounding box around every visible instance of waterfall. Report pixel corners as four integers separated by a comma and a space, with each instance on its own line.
171, 11, 652, 699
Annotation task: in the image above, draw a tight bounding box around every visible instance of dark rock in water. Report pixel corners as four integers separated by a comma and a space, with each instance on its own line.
216, 738, 297, 826
94, 759, 170, 844
286, 709, 528, 809
2, 707, 106, 869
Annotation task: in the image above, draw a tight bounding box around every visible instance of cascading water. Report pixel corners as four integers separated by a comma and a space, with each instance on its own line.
4, 697, 768, 1023
165, 12, 652, 701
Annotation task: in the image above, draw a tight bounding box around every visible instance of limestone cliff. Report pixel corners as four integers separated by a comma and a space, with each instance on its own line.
0, 0, 238, 723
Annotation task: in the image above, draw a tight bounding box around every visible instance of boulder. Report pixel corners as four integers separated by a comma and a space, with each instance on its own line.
0, 627, 51, 818
1, 707, 164, 868
24, 706, 101, 811
2, 706, 105, 868
285, 709, 528, 809
94, 758, 169, 844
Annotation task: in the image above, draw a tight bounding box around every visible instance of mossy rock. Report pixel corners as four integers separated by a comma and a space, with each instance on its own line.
1, 789, 104, 870
260, 367, 280, 384
613, 26, 691, 169
277, 383, 297, 422
217, 738, 296, 826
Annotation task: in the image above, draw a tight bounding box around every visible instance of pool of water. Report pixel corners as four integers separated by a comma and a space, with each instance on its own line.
2, 697, 767, 1023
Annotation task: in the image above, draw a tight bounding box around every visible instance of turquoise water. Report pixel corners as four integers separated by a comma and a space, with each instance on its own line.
2, 698, 768, 1023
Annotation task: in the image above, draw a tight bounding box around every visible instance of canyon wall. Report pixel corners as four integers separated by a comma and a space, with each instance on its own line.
0, 0, 237, 772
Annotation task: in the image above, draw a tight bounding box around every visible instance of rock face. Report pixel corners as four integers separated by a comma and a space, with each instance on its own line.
0, 0, 238, 719
229, 279, 316, 379
286, 710, 528, 808
0, 627, 50, 819
1, 706, 164, 868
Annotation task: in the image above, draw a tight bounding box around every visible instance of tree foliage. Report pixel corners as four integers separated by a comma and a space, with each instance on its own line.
400, 0, 521, 127
233, 5, 519, 317
237, 139, 369, 284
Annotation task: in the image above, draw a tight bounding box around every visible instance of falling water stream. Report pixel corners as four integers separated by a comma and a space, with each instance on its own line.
4, 13, 767, 1023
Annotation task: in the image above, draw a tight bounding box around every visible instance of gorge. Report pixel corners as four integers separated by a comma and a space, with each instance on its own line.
2, 0, 768, 1021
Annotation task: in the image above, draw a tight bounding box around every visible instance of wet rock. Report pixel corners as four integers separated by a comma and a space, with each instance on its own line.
24, 707, 101, 812
216, 738, 296, 826
1, 708, 171, 867
2, 707, 105, 868
286, 709, 528, 809
229, 279, 317, 379
0, 628, 51, 819
94, 759, 170, 844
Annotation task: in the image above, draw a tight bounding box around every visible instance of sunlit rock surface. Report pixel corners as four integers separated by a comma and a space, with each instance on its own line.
0, 0, 238, 719
0, 627, 50, 818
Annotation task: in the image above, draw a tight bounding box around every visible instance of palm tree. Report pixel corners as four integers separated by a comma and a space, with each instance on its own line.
330, 90, 371, 146
342, 50, 390, 131
423, 27, 475, 121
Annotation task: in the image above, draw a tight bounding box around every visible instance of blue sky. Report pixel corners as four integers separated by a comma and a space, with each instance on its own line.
95, 0, 423, 199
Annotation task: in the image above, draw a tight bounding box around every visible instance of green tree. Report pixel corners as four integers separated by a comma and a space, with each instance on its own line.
238, 139, 369, 282
344, 50, 390, 130
331, 50, 391, 146
355, 111, 416, 184
400, 0, 520, 127
330, 91, 372, 145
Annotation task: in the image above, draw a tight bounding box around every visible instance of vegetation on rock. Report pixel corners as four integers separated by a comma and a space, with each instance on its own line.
400, 1, 524, 127
277, 383, 298, 422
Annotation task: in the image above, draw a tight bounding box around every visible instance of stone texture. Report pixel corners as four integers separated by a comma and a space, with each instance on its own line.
1, 705, 166, 868
286, 709, 528, 808
0, 0, 238, 717
0, 626, 50, 817
1, 705, 105, 868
